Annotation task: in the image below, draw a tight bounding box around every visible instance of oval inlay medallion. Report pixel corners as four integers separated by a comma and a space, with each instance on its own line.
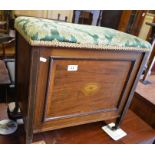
82, 83, 100, 96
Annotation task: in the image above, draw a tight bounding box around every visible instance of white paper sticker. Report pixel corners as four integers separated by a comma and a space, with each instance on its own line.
40, 57, 47, 62
102, 122, 127, 141
67, 65, 78, 71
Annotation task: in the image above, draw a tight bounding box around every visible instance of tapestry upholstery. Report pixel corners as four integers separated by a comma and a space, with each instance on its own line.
15, 16, 151, 51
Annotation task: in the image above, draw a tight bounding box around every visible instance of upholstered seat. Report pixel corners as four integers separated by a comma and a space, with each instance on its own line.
15, 16, 151, 51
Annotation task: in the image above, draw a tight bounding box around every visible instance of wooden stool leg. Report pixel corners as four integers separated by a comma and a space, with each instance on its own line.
112, 117, 122, 130
26, 132, 33, 144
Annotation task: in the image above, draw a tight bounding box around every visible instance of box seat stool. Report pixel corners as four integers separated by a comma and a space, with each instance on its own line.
15, 16, 151, 143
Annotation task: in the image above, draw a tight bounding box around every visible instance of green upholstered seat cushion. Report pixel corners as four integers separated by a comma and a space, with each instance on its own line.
15, 16, 151, 51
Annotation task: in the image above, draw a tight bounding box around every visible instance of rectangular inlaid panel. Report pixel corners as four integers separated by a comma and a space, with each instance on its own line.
44, 58, 133, 121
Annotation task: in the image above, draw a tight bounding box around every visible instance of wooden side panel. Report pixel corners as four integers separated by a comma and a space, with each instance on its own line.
16, 33, 31, 118
16, 33, 40, 143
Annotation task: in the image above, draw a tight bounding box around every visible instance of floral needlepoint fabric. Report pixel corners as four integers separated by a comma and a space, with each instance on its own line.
15, 16, 151, 51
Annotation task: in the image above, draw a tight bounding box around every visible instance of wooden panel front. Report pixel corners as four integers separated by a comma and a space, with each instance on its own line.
33, 48, 145, 133
43, 57, 134, 122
